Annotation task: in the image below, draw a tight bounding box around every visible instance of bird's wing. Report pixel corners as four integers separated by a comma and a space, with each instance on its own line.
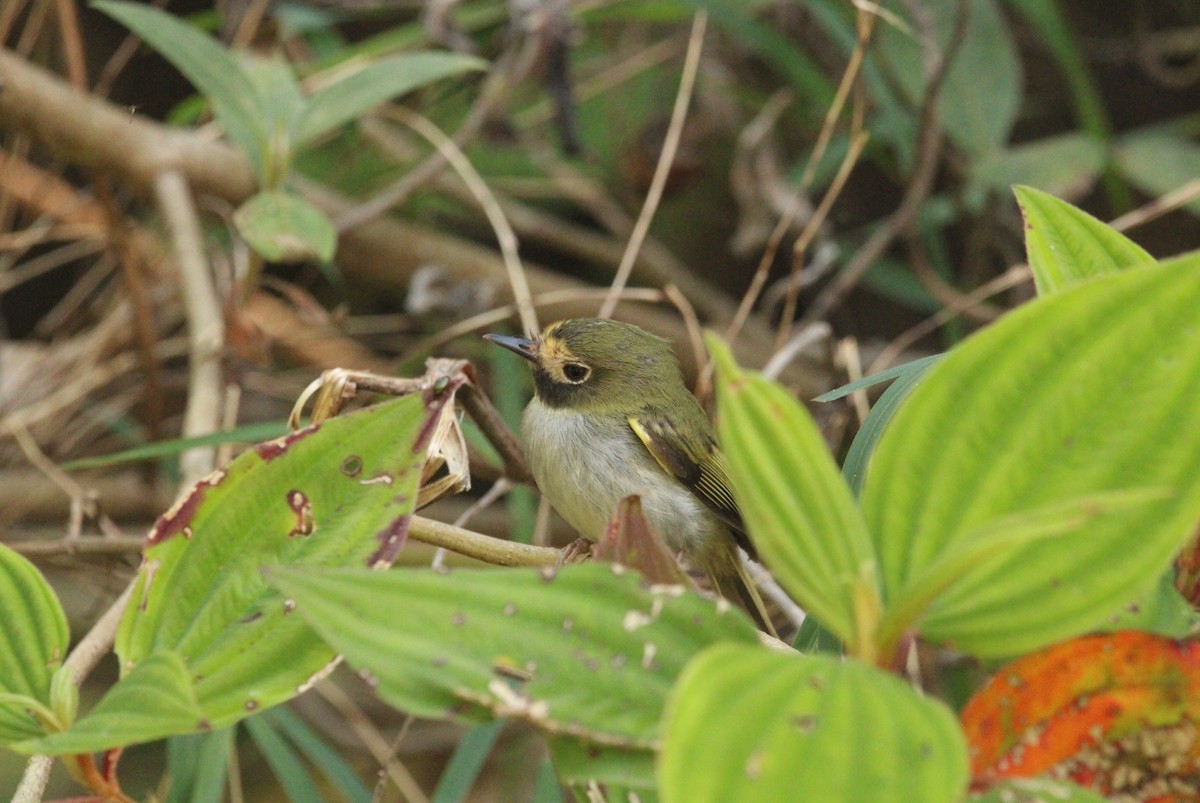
627, 415, 757, 560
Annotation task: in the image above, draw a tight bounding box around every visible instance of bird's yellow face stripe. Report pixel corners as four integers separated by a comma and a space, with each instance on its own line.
536, 328, 589, 385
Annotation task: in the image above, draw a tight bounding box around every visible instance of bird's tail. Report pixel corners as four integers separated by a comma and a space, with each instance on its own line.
709, 550, 778, 639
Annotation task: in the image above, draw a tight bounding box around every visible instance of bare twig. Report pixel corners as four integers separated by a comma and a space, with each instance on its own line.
725, 4, 878, 346
409, 515, 559, 567
797, 0, 970, 330
868, 265, 1031, 374
154, 170, 225, 486
597, 11, 706, 320
1110, 176, 1200, 232
380, 107, 538, 335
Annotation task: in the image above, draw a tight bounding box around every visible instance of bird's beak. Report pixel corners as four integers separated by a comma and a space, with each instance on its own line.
483, 333, 539, 363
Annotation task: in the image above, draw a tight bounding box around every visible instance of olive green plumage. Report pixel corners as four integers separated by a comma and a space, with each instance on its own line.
485, 318, 773, 634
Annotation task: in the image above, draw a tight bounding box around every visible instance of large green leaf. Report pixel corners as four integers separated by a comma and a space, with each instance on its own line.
107, 388, 446, 738
878, 0, 1020, 157
659, 645, 968, 802
0, 545, 69, 743
862, 256, 1200, 658
234, 190, 337, 263
266, 564, 757, 769
296, 52, 485, 146
1014, 185, 1153, 295
708, 336, 878, 650
93, 1, 269, 178
21, 651, 204, 755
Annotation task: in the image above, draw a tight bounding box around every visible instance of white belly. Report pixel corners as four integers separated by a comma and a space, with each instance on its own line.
521, 401, 724, 556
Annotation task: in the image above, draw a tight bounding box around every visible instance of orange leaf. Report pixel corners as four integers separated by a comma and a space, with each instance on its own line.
962, 631, 1200, 801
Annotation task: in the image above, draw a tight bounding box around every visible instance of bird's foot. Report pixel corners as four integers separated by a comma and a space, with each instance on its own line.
557, 537, 594, 567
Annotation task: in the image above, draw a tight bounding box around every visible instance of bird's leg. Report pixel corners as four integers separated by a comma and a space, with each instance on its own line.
557, 537, 595, 567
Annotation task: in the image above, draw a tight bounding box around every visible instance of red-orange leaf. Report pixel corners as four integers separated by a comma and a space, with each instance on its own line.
961, 631, 1200, 802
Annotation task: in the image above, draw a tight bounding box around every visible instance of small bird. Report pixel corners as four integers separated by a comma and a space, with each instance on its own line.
485, 318, 774, 633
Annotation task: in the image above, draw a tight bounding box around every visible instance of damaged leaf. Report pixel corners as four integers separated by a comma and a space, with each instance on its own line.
961, 631, 1200, 801
267, 563, 757, 790
29, 389, 451, 754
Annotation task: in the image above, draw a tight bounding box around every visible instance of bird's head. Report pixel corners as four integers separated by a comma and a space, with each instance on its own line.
484, 318, 682, 411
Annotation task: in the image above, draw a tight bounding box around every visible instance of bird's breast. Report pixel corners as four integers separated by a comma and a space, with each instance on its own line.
520, 401, 724, 556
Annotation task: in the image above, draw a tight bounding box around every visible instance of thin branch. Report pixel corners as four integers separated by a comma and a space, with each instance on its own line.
1110, 176, 1200, 232
380, 107, 539, 335
154, 170, 225, 486
868, 265, 1031, 374
797, 0, 970, 330
725, 3, 878, 346
597, 11, 706, 320
408, 515, 559, 567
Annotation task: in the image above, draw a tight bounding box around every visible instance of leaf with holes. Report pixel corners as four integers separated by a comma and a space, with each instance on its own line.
25, 388, 451, 754
1015, 185, 1153, 295
862, 255, 1200, 658
267, 563, 757, 790
961, 632, 1200, 800
0, 545, 69, 744
660, 644, 968, 802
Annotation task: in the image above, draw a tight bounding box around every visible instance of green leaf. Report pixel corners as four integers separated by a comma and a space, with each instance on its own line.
296, 51, 486, 145
1099, 572, 1199, 639
60, 420, 289, 471
244, 713, 323, 803
1014, 185, 1153, 295
861, 257, 1200, 658
21, 651, 205, 754
708, 335, 879, 649
878, 0, 1020, 157
546, 737, 655, 792
791, 616, 842, 655
659, 645, 968, 803
266, 564, 757, 760
263, 707, 372, 803
93, 1, 269, 178
1115, 132, 1200, 217
431, 720, 503, 803
0, 544, 69, 743
114, 390, 447, 735
839, 356, 941, 496
240, 54, 307, 186
876, 489, 1169, 653
969, 777, 1109, 802
813, 354, 942, 402
234, 190, 337, 263
166, 728, 233, 803
971, 133, 1106, 199
532, 757, 565, 803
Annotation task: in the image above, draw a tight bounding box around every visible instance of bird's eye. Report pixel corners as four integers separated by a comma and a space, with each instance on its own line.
562, 362, 591, 383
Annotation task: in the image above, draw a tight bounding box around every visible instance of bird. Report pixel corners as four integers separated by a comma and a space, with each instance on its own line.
484, 318, 774, 634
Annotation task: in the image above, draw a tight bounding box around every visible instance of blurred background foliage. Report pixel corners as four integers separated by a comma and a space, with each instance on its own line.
1, 0, 1198, 799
